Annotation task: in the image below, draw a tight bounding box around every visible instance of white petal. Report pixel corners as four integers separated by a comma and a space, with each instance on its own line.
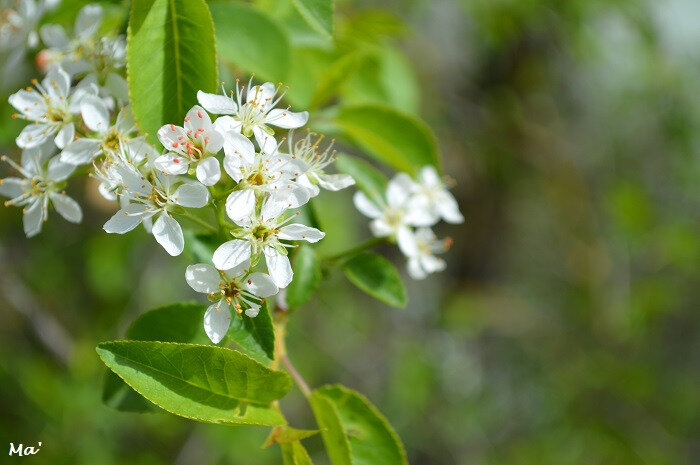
23, 199, 44, 238
67, 84, 98, 113
195, 157, 221, 186
297, 173, 320, 197
222, 131, 256, 164
47, 157, 76, 181
278, 223, 325, 243
0, 178, 26, 198
157, 124, 188, 154
317, 173, 355, 191
264, 247, 293, 288
247, 82, 276, 108
75, 4, 103, 39
256, 130, 279, 156
81, 94, 110, 133
154, 152, 189, 175
40, 24, 69, 48
212, 239, 251, 270
103, 204, 149, 234
50, 192, 82, 223
420, 254, 446, 274
225, 189, 256, 222
203, 302, 231, 344
353, 191, 382, 219
244, 272, 279, 298
59, 138, 101, 165
370, 219, 395, 237
185, 264, 221, 294
54, 123, 75, 149
386, 173, 414, 207
9, 89, 44, 117
17, 124, 53, 149
245, 304, 260, 318
265, 108, 309, 129
173, 182, 209, 208
418, 165, 441, 187
204, 129, 224, 154
152, 212, 184, 256
105, 73, 129, 102
405, 195, 439, 227
115, 165, 152, 197
221, 259, 251, 279
43, 66, 71, 100
437, 191, 464, 224
212, 115, 242, 136
407, 257, 427, 280
396, 226, 418, 256
198, 90, 237, 115
261, 193, 290, 221
184, 105, 213, 133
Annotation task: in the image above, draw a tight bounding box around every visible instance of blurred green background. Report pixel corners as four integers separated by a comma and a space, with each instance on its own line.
2, 0, 700, 463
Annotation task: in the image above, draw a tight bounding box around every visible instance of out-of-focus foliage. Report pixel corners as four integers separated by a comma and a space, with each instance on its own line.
2, 0, 700, 464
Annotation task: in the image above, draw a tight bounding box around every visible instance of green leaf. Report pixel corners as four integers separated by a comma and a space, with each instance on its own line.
128, 0, 218, 144
264, 425, 320, 447
312, 385, 407, 465
209, 1, 290, 81
102, 371, 158, 412
281, 441, 314, 465
125, 302, 212, 344
102, 302, 213, 412
291, 0, 333, 39
97, 341, 290, 425
286, 245, 322, 310
341, 252, 406, 308
334, 104, 439, 173
309, 392, 352, 465
335, 155, 387, 206
309, 51, 367, 109
228, 301, 275, 362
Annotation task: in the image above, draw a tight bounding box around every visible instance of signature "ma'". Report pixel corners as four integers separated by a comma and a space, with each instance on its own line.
8, 443, 42, 457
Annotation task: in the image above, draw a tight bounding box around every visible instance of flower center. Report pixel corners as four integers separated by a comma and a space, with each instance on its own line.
103, 130, 120, 151
222, 281, 240, 299
46, 107, 66, 122
247, 171, 266, 186
385, 208, 404, 228
251, 224, 274, 241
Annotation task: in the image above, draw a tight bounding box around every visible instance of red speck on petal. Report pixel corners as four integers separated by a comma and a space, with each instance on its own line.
172, 142, 179, 148
197, 111, 203, 118
184, 116, 191, 122
170, 124, 176, 131
173, 158, 180, 163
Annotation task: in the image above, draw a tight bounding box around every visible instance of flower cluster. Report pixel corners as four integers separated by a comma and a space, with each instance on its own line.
353, 166, 463, 279
1, 3, 463, 346
1, 3, 127, 237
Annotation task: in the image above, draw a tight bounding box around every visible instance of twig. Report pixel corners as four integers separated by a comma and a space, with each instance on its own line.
281, 353, 311, 398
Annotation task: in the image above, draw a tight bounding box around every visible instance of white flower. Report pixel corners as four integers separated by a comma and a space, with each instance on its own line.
212, 195, 324, 288
39, 5, 127, 102
60, 98, 139, 165
155, 105, 224, 186
91, 139, 157, 201
9, 66, 96, 149
397, 227, 450, 280
0, 143, 81, 237
197, 77, 308, 142
353, 172, 419, 245
103, 166, 209, 256
288, 130, 354, 197
185, 261, 279, 343
410, 166, 464, 225
222, 131, 309, 220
